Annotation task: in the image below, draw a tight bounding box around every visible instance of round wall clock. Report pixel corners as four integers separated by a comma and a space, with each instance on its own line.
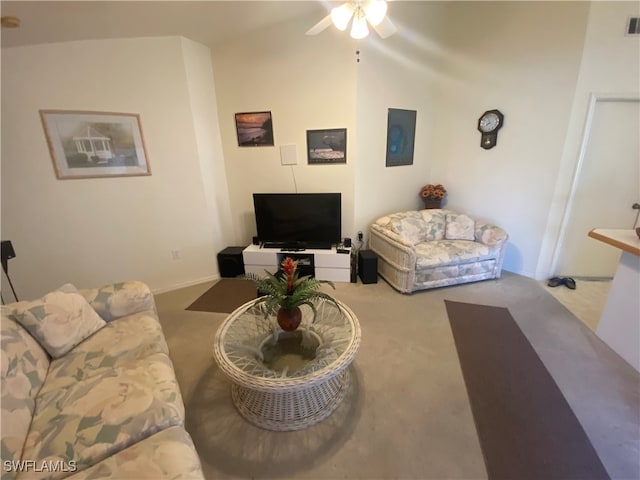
477, 109, 504, 149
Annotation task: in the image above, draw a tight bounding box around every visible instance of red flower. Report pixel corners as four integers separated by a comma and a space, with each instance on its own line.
281, 257, 298, 294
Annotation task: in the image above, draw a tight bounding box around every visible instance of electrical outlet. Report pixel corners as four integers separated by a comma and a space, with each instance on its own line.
357, 231, 363, 241
171, 250, 181, 260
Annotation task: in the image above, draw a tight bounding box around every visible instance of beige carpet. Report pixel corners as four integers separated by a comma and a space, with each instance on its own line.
155, 272, 639, 480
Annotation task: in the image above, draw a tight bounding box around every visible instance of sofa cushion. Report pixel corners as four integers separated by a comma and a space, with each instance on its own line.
40, 311, 170, 395
387, 211, 428, 245
20, 353, 185, 479
67, 426, 204, 480
1, 312, 51, 479
415, 240, 492, 269
445, 213, 475, 241
11, 291, 106, 359
414, 259, 497, 285
56, 283, 80, 294
419, 209, 446, 241
81, 281, 155, 322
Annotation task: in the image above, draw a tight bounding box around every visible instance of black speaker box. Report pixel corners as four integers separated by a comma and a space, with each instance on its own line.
217, 246, 246, 278
1, 240, 15, 275
358, 250, 378, 284
344, 237, 352, 248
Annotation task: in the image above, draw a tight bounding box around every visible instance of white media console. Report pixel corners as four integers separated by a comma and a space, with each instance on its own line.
242, 244, 352, 282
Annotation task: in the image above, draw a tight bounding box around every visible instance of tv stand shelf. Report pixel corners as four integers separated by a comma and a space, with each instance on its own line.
243, 244, 351, 282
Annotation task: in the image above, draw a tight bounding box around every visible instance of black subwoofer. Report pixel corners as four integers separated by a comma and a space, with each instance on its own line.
217, 246, 246, 278
358, 250, 378, 284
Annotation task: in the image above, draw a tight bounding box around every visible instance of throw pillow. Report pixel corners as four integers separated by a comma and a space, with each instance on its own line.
419, 209, 446, 241
12, 290, 106, 358
389, 212, 429, 245
445, 213, 476, 241
55, 283, 80, 294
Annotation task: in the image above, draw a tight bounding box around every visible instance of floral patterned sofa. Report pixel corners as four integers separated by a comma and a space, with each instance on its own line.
369, 209, 508, 293
1, 281, 204, 480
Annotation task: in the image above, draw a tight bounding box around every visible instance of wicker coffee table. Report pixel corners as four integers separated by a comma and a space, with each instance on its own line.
213, 297, 361, 431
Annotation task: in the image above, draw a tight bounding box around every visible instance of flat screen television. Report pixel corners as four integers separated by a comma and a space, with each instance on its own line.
253, 193, 341, 249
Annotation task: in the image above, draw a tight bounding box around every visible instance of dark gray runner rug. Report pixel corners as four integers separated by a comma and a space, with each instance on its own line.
445, 300, 610, 480
186, 279, 257, 313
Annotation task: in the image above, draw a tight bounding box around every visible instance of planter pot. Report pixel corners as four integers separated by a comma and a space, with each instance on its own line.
422, 198, 442, 209
277, 306, 302, 331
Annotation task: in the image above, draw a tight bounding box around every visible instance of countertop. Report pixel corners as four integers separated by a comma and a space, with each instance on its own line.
588, 229, 640, 256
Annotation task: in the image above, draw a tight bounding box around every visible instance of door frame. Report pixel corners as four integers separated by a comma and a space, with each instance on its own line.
549, 92, 640, 276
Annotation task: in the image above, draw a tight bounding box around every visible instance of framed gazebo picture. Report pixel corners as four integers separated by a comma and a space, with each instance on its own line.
40, 110, 151, 179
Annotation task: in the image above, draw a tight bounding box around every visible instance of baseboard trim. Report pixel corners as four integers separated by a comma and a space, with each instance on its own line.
152, 274, 220, 295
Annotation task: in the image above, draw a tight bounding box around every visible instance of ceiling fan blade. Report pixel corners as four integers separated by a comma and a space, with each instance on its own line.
372, 16, 397, 39
306, 15, 332, 36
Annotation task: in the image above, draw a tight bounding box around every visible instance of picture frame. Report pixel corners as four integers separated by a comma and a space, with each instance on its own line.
385, 108, 417, 167
235, 111, 274, 146
306, 128, 347, 164
40, 110, 151, 179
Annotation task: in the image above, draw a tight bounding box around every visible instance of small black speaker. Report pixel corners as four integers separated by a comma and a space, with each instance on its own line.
217, 246, 246, 278
344, 237, 352, 248
252, 236, 260, 245
1, 240, 15, 261
1, 240, 16, 275
358, 250, 378, 284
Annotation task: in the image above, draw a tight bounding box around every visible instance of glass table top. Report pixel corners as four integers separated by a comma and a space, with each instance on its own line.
215, 298, 360, 383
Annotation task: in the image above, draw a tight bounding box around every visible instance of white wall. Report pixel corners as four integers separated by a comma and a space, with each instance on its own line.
354, 2, 447, 244
181, 38, 235, 254
425, 1, 589, 277
1, 36, 229, 298
210, 13, 358, 246
537, 1, 640, 279
2, 2, 634, 296
354, 1, 590, 276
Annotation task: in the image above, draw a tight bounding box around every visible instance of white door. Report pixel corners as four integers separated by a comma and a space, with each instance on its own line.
555, 96, 640, 278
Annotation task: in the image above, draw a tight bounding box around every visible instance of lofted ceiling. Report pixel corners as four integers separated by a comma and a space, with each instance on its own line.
0, 1, 329, 49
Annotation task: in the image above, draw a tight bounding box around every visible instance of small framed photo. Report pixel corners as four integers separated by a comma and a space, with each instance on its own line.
306, 128, 347, 164
235, 111, 274, 146
386, 108, 417, 167
40, 110, 151, 179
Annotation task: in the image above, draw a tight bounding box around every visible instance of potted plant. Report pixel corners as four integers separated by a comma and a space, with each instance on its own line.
246, 257, 337, 331
419, 183, 447, 209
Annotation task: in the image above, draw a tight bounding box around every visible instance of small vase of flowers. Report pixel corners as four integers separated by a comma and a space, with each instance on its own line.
246, 257, 337, 331
419, 183, 447, 209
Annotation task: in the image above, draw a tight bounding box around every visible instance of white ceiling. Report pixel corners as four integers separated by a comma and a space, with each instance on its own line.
0, 1, 329, 49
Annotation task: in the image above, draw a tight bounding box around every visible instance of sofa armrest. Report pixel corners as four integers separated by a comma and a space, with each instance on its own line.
369, 224, 417, 270
79, 281, 156, 322
370, 223, 415, 249
475, 222, 509, 246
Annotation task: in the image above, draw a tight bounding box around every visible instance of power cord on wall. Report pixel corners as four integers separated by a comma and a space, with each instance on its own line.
350, 230, 365, 283
290, 166, 298, 193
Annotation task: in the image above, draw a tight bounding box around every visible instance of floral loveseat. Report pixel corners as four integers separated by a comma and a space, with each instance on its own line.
1, 281, 204, 480
369, 209, 508, 293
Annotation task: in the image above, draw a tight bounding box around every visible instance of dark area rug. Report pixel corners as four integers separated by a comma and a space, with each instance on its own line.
186, 279, 257, 313
445, 300, 610, 480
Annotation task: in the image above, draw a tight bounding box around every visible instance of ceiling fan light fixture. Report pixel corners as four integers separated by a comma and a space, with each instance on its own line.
364, 0, 387, 26
331, 3, 354, 31
350, 8, 369, 39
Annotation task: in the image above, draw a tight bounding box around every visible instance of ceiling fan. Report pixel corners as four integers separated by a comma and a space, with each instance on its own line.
306, 1, 397, 39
